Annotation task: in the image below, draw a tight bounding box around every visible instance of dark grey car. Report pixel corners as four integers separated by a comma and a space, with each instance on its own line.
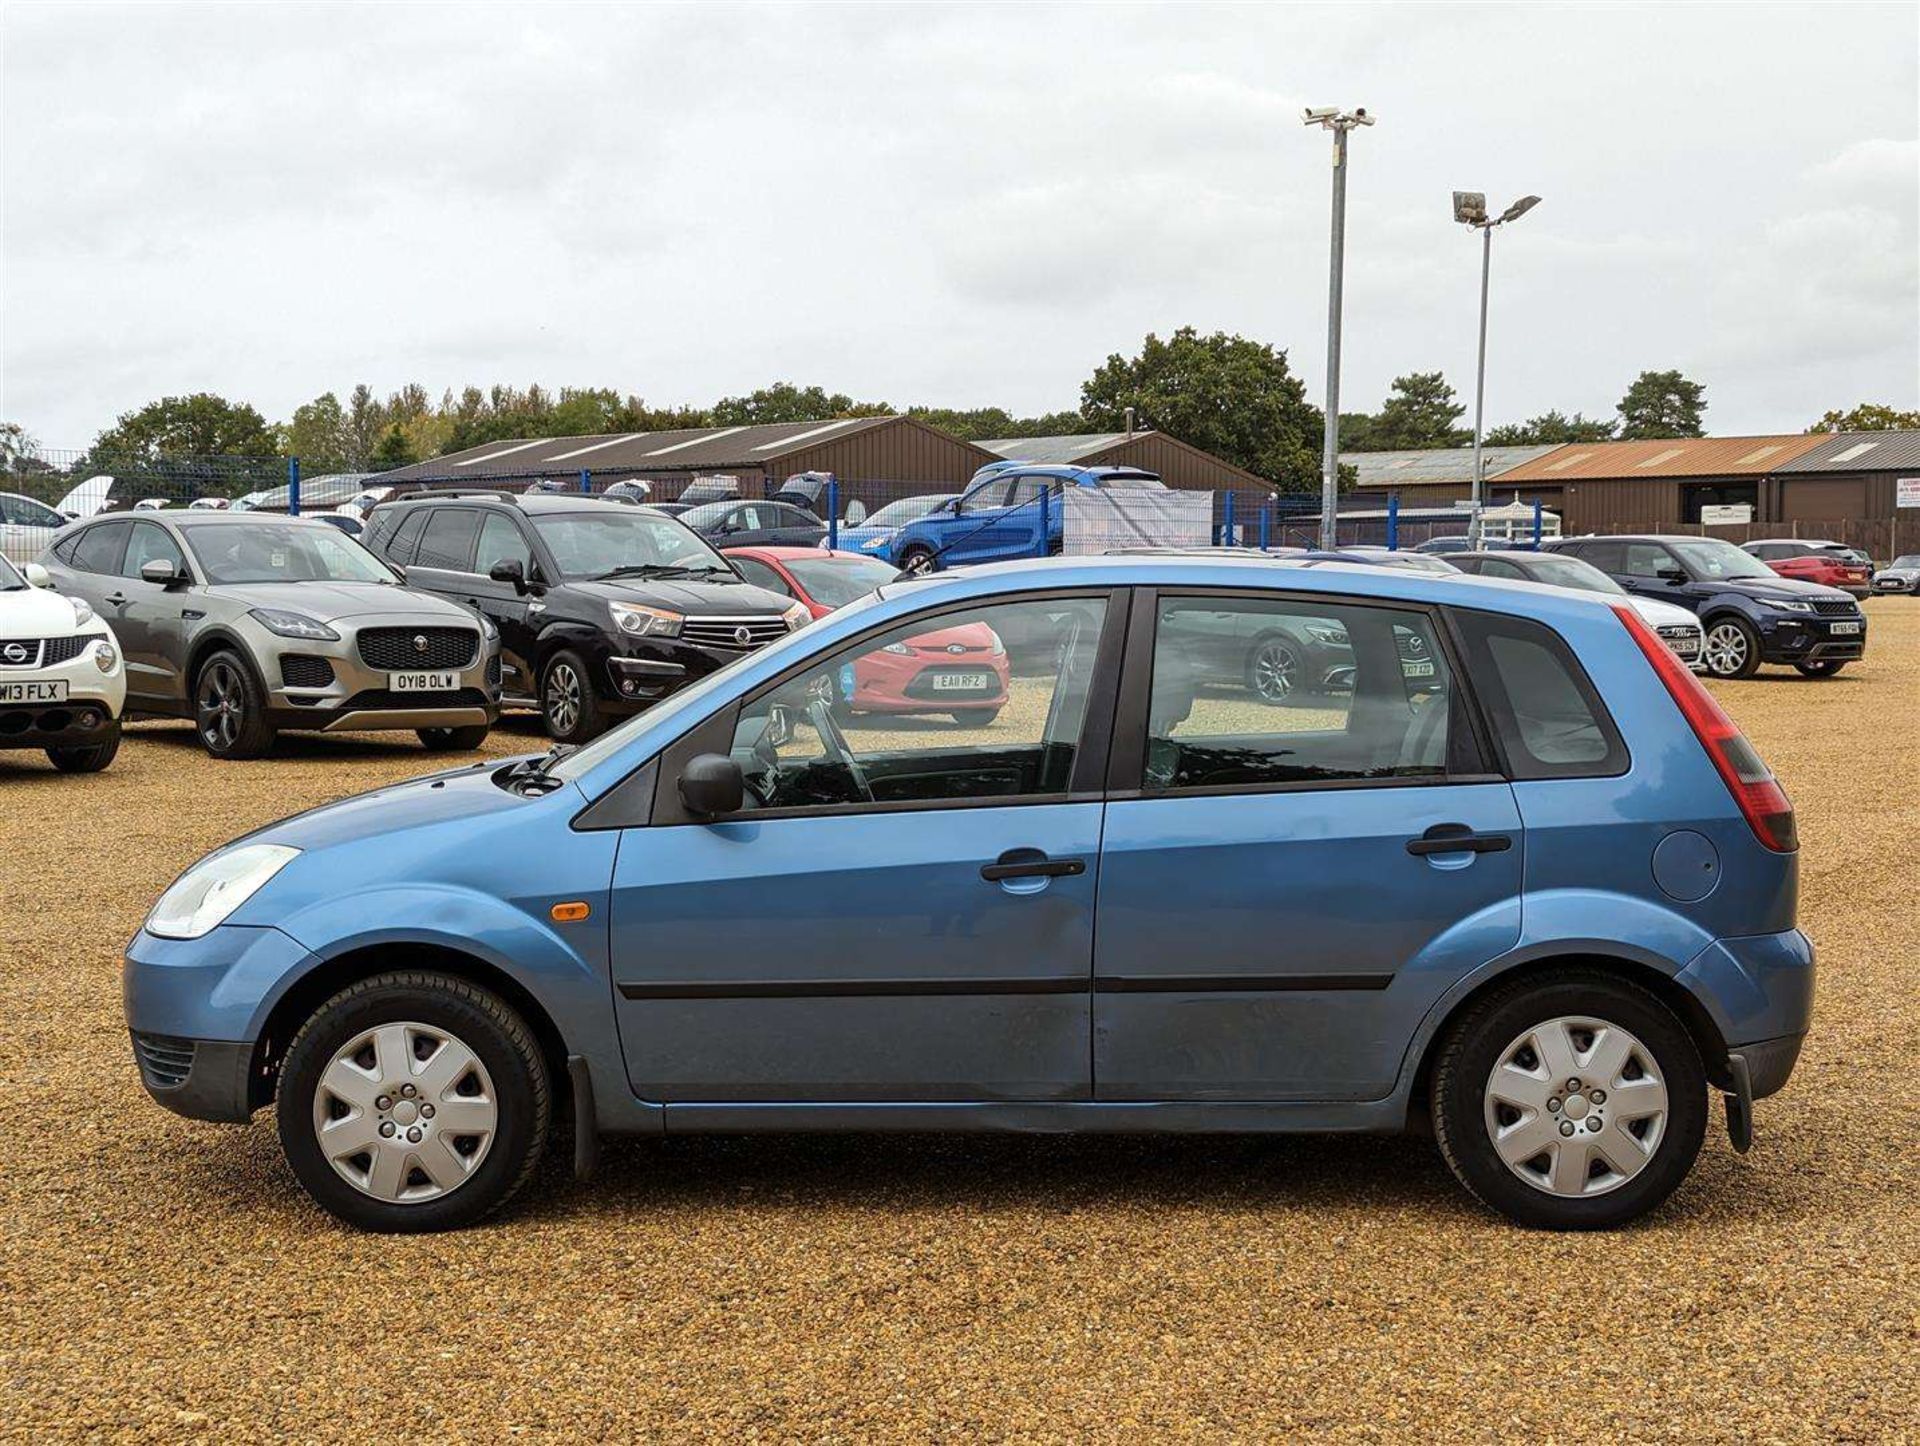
38, 513, 501, 758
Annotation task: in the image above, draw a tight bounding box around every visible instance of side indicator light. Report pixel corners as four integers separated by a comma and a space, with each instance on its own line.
550, 901, 592, 923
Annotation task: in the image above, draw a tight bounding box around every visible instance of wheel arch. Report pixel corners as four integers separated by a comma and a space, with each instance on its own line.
1403, 951, 1732, 1127
184, 626, 267, 708
247, 941, 570, 1113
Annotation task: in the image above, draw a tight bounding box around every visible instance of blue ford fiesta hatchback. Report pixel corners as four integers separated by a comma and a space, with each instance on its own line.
124, 557, 1813, 1232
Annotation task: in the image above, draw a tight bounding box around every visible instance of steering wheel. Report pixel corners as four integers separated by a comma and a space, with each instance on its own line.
808, 695, 874, 804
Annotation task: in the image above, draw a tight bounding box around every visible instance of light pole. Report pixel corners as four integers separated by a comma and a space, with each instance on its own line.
1452, 191, 1541, 545
1305, 106, 1374, 550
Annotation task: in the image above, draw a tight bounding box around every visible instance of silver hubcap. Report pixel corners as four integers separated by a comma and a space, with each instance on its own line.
1252, 642, 1298, 702
312, 1022, 498, 1204
1483, 1015, 1669, 1198
904, 551, 934, 575
1703, 623, 1749, 676
545, 662, 581, 735
197, 661, 244, 749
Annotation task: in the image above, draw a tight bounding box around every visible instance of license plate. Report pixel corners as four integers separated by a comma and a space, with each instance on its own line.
930, 672, 992, 690
1668, 638, 1700, 656
388, 670, 459, 691
1829, 622, 1861, 636
0, 679, 66, 703
1401, 660, 1436, 678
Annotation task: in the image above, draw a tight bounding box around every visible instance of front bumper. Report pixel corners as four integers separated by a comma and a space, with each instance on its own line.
1871, 574, 1917, 594
1756, 615, 1867, 663
264, 616, 501, 732
0, 631, 127, 746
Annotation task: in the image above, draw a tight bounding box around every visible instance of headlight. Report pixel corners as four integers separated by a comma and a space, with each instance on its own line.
1304, 624, 1350, 645
860, 536, 888, 551
250, 608, 340, 641
93, 640, 118, 673
989, 631, 1005, 657
609, 601, 683, 638
782, 601, 811, 632
882, 641, 913, 655
1765, 598, 1814, 613
476, 611, 499, 641
70, 597, 95, 627
146, 844, 300, 940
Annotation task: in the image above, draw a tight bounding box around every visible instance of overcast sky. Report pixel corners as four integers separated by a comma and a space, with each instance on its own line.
4, 1, 1916, 451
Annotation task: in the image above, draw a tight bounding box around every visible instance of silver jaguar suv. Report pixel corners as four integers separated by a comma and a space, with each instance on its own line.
38, 512, 500, 758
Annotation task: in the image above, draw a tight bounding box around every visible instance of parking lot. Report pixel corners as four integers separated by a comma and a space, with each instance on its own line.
2, 601, 1914, 1439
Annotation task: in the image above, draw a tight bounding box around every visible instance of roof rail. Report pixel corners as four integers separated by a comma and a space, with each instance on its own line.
376, 487, 517, 506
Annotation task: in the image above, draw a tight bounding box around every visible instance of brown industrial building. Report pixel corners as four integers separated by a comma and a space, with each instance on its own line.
979, 430, 1272, 493
374, 416, 996, 497
1349, 432, 1920, 539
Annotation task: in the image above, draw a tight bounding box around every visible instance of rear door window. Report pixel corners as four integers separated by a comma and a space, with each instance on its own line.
71, 522, 130, 574
1575, 540, 1624, 574
415, 508, 482, 572
384, 509, 429, 565
1450, 610, 1627, 779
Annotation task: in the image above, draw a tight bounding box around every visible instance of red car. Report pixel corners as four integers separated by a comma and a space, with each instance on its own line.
722, 546, 1011, 724
1743, 539, 1873, 594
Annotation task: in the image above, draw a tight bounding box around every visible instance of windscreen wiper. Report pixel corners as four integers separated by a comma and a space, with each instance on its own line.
593, 563, 695, 581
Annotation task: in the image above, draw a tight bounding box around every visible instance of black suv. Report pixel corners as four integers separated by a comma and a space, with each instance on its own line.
1547, 533, 1866, 679
366, 492, 807, 741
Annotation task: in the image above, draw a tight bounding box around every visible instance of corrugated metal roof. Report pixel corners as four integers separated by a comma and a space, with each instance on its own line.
1341, 445, 1560, 488
376, 417, 900, 480
1498, 434, 1829, 482
978, 432, 1153, 463
1774, 430, 1920, 473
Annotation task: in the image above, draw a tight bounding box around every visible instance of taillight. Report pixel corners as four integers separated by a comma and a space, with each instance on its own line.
1612, 603, 1797, 851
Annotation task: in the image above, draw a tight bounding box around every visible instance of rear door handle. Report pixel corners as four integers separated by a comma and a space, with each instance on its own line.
1406, 823, 1513, 857
981, 850, 1086, 882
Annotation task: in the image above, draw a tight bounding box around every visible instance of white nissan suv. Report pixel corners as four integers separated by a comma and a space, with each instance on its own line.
0, 557, 126, 772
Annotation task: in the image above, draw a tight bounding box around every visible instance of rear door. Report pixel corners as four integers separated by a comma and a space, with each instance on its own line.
405, 507, 482, 600
1093, 587, 1523, 1101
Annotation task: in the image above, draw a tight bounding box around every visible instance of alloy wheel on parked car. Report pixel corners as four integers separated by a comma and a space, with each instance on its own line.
1247, 637, 1302, 703
1701, 619, 1758, 679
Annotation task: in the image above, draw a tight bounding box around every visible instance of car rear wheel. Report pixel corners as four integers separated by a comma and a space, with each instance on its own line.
46, 722, 121, 773
417, 724, 491, 750
1431, 969, 1707, 1229
540, 650, 605, 744
1792, 659, 1846, 678
194, 649, 276, 758
276, 971, 550, 1233
1700, 617, 1761, 679
898, 544, 938, 575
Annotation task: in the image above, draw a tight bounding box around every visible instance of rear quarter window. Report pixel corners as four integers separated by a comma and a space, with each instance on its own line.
1450, 609, 1627, 780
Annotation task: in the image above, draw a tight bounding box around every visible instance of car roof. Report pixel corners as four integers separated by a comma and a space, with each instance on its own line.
83, 509, 336, 530
724, 546, 879, 563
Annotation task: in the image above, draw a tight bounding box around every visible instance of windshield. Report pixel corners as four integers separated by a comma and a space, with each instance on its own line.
785, 555, 897, 608
1519, 554, 1627, 596
1096, 473, 1167, 491
531, 509, 727, 580
0, 556, 23, 589
1668, 538, 1777, 581
186, 522, 399, 585
1894, 555, 1920, 569
863, 494, 953, 528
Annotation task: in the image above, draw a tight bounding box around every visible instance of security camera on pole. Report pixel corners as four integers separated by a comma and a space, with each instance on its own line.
1452, 190, 1541, 547
1303, 106, 1373, 552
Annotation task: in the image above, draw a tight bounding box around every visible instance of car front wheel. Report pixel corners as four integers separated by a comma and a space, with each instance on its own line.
898, 544, 938, 575
540, 649, 605, 744
46, 722, 121, 773
1700, 616, 1761, 680
276, 971, 550, 1233
1430, 969, 1707, 1229
194, 649, 276, 758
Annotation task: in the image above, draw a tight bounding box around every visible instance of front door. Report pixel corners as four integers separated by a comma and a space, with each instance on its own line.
467, 511, 539, 700
1094, 589, 1524, 1101
111, 521, 194, 706
608, 592, 1118, 1103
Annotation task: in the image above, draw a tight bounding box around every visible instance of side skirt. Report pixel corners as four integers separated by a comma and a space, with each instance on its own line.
654, 1099, 1407, 1135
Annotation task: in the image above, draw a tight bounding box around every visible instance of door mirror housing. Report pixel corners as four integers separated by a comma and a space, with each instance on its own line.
22, 562, 51, 588
140, 558, 186, 587
489, 558, 528, 593
678, 752, 744, 818
1657, 567, 1689, 585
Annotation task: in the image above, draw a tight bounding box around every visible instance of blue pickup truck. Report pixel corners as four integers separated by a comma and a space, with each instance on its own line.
873, 463, 1166, 572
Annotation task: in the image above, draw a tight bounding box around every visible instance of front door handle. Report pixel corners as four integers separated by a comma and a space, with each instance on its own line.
981, 850, 1086, 882
1406, 823, 1513, 857
104, 592, 128, 605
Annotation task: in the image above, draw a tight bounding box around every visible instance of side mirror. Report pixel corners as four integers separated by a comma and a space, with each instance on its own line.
489, 558, 528, 594
22, 562, 51, 588
678, 752, 744, 818
140, 558, 185, 587
1657, 567, 1688, 585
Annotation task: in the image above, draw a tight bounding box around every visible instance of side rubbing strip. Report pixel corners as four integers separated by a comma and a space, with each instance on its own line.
1093, 974, 1394, 993
618, 977, 1088, 1000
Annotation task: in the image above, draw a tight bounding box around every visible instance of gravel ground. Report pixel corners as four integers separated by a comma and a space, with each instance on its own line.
3, 602, 1916, 1441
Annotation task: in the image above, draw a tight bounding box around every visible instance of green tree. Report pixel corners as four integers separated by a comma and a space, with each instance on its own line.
1368, 372, 1469, 451
281, 392, 351, 473
370, 424, 417, 471
906, 405, 1086, 441
85, 393, 277, 465
1616, 370, 1707, 439
1807, 403, 1920, 432
1484, 409, 1618, 446
1079, 328, 1322, 490
710, 383, 894, 426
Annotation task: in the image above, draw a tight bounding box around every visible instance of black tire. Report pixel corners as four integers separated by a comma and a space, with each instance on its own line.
1792, 659, 1846, 678
275, 971, 550, 1233
417, 724, 492, 751
1430, 968, 1707, 1230
898, 544, 938, 575
539, 649, 605, 744
194, 648, 276, 759
1699, 615, 1762, 680
949, 707, 1001, 727
1245, 632, 1305, 703
46, 722, 121, 773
